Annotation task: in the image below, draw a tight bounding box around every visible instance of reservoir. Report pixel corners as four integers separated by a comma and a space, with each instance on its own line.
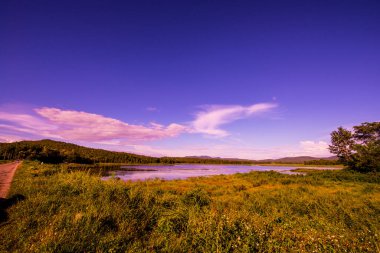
102, 164, 312, 181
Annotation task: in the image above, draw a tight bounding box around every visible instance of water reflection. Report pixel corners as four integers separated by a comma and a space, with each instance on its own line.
102, 164, 303, 181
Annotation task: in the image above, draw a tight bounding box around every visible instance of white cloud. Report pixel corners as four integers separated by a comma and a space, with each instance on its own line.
0, 107, 187, 143
0, 102, 278, 144
191, 103, 277, 136
299, 140, 330, 156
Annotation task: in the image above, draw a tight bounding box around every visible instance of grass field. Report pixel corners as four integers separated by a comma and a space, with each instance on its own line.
0, 161, 379, 252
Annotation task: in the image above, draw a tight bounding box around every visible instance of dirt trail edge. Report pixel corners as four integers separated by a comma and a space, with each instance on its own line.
0, 161, 21, 198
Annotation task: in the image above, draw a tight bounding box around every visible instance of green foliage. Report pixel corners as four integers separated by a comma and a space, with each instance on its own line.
1, 161, 379, 252
330, 127, 354, 162
329, 122, 380, 172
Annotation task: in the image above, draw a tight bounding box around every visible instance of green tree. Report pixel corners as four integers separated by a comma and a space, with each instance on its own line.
329, 122, 380, 172
329, 127, 354, 164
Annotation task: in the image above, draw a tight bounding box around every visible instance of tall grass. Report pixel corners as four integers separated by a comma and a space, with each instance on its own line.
0, 161, 379, 252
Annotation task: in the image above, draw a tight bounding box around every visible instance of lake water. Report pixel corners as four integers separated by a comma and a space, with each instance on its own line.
102, 164, 305, 181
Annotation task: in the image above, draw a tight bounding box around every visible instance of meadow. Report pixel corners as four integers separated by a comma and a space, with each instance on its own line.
0, 161, 379, 252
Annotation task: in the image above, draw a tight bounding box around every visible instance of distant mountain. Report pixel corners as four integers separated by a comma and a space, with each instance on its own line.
258, 156, 338, 164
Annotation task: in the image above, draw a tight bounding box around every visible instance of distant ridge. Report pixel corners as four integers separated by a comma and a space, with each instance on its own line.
257, 156, 337, 163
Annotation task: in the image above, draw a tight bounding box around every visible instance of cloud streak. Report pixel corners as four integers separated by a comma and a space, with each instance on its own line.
0, 107, 186, 143
191, 103, 277, 136
0, 103, 278, 142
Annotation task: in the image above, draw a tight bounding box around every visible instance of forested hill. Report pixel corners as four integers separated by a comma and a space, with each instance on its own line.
0, 139, 159, 164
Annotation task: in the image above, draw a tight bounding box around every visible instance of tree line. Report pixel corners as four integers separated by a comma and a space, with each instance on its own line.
304, 159, 341, 165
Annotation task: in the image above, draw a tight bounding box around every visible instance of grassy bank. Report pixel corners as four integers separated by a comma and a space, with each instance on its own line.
0, 161, 379, 252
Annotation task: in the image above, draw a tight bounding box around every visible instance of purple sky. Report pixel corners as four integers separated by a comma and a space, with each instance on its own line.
0, 1, 379, 159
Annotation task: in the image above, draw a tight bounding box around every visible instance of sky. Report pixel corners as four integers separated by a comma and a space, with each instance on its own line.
0, 0, 379, 159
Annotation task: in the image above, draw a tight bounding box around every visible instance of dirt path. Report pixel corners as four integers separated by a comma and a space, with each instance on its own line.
0, 161, 21, 198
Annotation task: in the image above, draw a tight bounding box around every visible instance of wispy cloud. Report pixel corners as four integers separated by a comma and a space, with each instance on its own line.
191, 103, 277, 137
0, 107, 186, 143
0, 103, 278, 143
